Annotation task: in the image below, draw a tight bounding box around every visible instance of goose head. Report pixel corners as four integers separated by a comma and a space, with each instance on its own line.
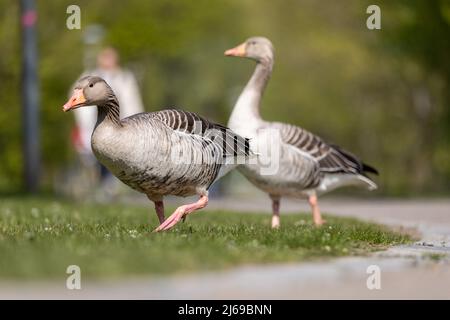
224, 37, 274, 64
62, 76, 114, 112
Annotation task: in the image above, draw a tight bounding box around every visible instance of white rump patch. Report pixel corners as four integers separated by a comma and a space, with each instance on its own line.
317, 174, 377, 195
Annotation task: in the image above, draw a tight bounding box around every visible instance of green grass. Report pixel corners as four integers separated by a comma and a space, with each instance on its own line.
422, 253, 446, 262
0, 197, 411, 280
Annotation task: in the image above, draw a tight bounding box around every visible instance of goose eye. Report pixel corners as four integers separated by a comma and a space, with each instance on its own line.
89, 83, 94, 88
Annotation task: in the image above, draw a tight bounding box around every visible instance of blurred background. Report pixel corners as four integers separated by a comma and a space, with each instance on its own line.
0, 0, 449, 199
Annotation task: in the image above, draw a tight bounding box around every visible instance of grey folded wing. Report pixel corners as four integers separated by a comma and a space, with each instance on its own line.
272, 122, 376, 176
150, 109, 252, 160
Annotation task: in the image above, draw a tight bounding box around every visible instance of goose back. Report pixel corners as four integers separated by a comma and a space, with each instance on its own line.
272, 122, 376, 176
236, 120, 378, 198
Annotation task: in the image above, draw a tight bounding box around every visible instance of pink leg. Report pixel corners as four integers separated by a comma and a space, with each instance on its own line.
270, 196, 280, 229
308, 194, 326, 226
154, 201, 165, 224
153, 195, 208, 232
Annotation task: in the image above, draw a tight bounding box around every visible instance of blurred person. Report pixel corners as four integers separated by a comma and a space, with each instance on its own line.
70, 47, 144, 198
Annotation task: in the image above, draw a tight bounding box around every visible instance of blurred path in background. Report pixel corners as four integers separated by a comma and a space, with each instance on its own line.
211, 196, 450, 240
1, 198, 449, 299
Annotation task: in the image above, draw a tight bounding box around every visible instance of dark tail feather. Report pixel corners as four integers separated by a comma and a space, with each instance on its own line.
330, 143, 379, 176
362, 163, 379, 175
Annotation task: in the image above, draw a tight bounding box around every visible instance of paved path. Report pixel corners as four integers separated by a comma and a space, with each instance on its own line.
1, 198, 449, 299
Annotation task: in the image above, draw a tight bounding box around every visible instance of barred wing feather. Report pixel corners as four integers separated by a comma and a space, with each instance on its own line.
150, 109, 252, 160
273, 122, 377, 176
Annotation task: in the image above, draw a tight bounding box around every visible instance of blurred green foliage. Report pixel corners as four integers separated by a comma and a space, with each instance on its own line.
0, 0, 449, 196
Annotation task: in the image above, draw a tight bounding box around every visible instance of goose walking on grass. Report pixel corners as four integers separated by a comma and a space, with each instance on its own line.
225, 37, 378, 228
62, 76, 251, 232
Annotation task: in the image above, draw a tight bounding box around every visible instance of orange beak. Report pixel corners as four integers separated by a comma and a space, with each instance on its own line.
62, 89, 86, 112
224, 43, 246, 57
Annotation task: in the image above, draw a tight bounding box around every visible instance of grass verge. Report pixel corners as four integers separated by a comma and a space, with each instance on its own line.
0, 197, 411, 280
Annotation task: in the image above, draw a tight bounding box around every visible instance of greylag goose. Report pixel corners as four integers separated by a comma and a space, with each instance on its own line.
225, 37, 378, 228
62, 76, 251, 231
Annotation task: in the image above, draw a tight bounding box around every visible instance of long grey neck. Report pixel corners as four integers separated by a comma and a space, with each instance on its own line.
229, 58, 273, 127
96, 94, 122, 128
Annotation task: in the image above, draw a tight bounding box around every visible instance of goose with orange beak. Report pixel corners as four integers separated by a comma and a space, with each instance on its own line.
225, 37, 378, 228
62, 76, 252, 232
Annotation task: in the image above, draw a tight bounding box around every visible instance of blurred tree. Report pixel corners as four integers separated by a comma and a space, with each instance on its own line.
0, 2, 21, 191
380, 0, 450, 192
0, 0, 448, 196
